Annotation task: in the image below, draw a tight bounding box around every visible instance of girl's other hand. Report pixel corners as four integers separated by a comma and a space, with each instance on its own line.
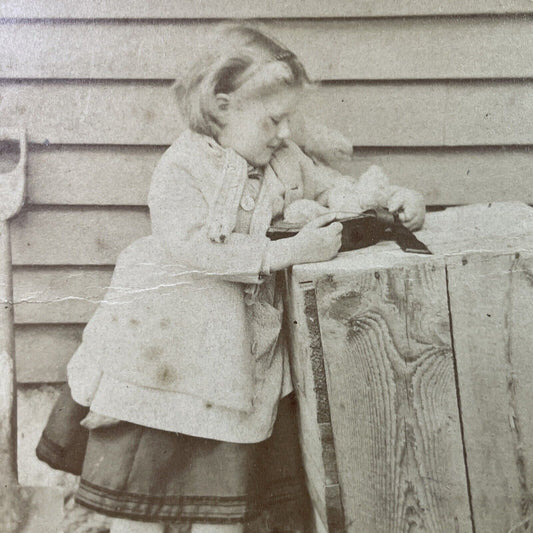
387, 188, 425, 230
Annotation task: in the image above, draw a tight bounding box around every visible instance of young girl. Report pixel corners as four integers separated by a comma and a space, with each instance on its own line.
37, 25, 425, 533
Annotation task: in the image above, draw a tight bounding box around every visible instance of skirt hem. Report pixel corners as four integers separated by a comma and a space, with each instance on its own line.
75, 477, 304, 523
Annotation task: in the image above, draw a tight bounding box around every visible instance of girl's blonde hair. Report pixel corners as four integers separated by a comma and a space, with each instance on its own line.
174, 25, 310, 137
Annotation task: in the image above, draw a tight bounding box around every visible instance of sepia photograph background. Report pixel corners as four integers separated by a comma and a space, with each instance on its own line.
1, 2, 533, 532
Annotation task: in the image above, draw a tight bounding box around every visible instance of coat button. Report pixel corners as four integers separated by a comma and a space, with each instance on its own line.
240, 194, 255, 211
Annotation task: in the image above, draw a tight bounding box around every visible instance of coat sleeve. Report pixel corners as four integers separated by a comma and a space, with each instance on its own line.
293, 142, 354, 204
148, 160, 271, 284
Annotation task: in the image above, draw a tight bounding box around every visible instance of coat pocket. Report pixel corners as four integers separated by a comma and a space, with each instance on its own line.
248, 299, 283, 369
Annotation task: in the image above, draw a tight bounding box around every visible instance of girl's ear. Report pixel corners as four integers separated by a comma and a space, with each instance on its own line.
212, 93, 231, 125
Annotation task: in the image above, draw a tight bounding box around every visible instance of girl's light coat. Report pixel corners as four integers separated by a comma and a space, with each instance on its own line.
67, 130, 355, 443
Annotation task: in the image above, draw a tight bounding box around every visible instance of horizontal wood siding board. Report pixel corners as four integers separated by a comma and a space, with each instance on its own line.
2, 144, 531, 206
13, 266, 112, 324
306, 81, 533, 147
2, 18, 533, 80
24, 145, 159, 205
2, 1, 533, 18
335, 148, 533, 206
2, 81, 533, 146
11, 207, 151, 265
15, 323, 84, 383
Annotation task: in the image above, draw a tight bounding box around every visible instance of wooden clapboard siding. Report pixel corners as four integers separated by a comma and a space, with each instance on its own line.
305, 81, 533, 147
10, 207, 150, 265
337, 147, 533, 206
25, 145, 160, 206
1, 144, 528, 206
2, 0, 533, 18
2, 17, 533, 80
2, 81, 533, 146
13, 267, 112, 324
313, 264, 471, 532
0, 4, 530, 403
447, 252, 533, 531
15, 324, 83, 382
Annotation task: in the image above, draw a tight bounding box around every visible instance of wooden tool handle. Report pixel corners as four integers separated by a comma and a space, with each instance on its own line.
0, 219, 17, 484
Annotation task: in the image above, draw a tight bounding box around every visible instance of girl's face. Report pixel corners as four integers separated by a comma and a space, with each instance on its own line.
215, 87, 299, 167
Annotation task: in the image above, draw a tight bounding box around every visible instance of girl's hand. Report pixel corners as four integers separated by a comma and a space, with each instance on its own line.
387, 188, 425, 230
80, 411, 121, 430
292, 213, 343, 264
267, 213, 342, 271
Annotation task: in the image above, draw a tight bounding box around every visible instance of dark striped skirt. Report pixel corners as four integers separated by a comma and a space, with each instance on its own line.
36, 384, 310, 529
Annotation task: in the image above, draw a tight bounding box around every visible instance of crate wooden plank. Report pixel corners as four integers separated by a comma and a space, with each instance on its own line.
11, 207, 150, 265
447, 252, 533, 532
3, 18, 533, 80
15, 324, 83, 383
3, 144, 530, 206
2, 0, 533, 18
285, 272, 344, 532
13, 267, 112, 324
313, 263, 471, 532
510, 251, 533, 532
2, 81, 533, 146
417, 202, 533, 255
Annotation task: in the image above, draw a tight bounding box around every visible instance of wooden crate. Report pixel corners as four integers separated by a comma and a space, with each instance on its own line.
286, 202, 533, 533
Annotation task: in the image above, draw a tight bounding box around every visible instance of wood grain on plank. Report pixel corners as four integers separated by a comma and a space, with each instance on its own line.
285, 273, 335, 529
2, 0, 533, 18
302, 288, 345, 533
509, 251, 533, 532
4, 144, 531, 206
15, 324, 83, 383
447, 252, 533, 532
10, 207, 150, 265
2, 81, 533, 146
13, 267, 112, 324
3, 18, 533, 80
315, 263, 472, 532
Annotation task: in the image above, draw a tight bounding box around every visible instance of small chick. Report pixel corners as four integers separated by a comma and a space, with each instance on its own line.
328, 165, 393, 213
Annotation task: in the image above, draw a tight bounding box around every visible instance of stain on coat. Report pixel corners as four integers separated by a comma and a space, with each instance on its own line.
156, 364, 178, 386
142, 346, 163, 361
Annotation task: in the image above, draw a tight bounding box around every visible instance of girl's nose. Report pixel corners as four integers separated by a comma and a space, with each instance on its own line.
276, 118, 291, 140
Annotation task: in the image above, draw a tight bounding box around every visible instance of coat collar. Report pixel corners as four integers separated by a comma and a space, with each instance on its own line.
176, 130, 295, 242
